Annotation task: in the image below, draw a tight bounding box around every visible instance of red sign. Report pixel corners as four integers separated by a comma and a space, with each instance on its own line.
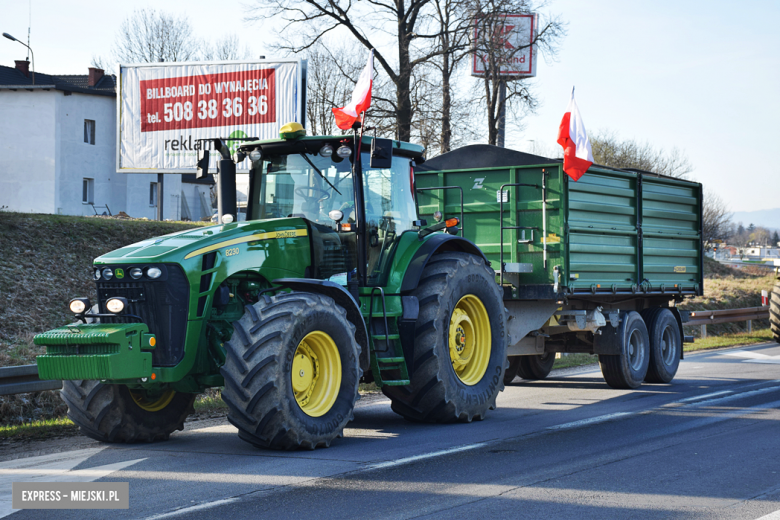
140, 69, 276, 133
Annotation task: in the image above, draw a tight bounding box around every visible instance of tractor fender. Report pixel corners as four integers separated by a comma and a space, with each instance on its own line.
272, 278, 370, 372
399, 234, 490, 293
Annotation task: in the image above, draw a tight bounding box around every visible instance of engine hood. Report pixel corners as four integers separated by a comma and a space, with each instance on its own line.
94, 217, 310, 265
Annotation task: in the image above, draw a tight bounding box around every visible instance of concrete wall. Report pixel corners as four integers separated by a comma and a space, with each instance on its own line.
0, 90, 57, 213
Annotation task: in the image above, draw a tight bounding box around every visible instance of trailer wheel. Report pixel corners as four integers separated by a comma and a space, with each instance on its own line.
60, 381, 195, 443
771, 280, 780, 344
641, 308, 681, 383
516, 353, 556, 380
503, 357, 522, 385
221, 292, 361, 450
383, 252, 506, 422
598, 311, 650, 389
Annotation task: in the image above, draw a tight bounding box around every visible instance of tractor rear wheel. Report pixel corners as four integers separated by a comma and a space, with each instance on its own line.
516, 353, 556, 380
771, 280, 780, 344
60, 381, 195, 443
382, 252, 506, 422
221, 292, 361, 450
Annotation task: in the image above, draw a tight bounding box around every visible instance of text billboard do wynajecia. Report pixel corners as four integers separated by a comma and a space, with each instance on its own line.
117, 60, 307, 172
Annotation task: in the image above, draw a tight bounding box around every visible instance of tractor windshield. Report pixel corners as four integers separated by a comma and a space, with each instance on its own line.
250, 150, 418, 285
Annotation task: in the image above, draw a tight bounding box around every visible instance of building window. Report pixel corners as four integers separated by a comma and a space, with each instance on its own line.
84, 120, 95, 145
82, 178, 94, 204
150, 183, 158, 207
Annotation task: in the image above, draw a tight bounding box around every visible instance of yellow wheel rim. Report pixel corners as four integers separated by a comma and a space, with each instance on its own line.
449, 294, 491, 386
130, 389, 176, 412
292, 331, 342, 417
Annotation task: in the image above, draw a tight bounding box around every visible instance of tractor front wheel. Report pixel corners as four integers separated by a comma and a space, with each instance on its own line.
221, 292, 361, 450
60, 381, 195, 443
383, 252, 507, 422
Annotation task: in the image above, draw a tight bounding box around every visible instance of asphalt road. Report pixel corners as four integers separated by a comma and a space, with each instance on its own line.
2, 342, 780, 520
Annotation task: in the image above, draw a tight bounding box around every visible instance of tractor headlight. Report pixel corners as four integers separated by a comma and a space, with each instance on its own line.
102, 268, 113, 280
319, 144, 333, 157
106, 297, 128, 314
68, 298, 90, 315
94, 268, 101, 281
129, 267, 143, 280
146, 267, 162, 279
336, 145, 352, 158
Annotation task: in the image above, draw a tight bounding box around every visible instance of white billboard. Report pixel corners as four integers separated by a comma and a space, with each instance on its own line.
117, 59, 306, 173
472, 13, 537, 78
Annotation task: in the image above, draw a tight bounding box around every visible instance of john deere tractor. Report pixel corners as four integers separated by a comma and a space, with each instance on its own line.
34, 123, 507, 450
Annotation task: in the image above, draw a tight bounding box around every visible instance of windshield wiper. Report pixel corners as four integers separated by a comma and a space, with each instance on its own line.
298, 154, 341, 195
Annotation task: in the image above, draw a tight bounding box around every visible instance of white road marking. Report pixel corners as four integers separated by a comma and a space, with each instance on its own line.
688, 385, 780, 407
720, 350, 780, 364
0, 448, 146, 518
755, 509, 780, 519
143, 497, 240, 520
721, 350, 774, 360
679, 390, 733, 402
367, 442, 488, 471
547, 412, 633, 431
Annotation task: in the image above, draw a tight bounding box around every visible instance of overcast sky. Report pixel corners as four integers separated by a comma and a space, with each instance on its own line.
2, 0, 777, 212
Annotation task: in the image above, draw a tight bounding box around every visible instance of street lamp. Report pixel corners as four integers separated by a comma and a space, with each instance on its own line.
2, 32, 34, 85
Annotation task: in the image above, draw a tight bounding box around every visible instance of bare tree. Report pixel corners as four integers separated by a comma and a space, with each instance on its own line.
112, 9, 200, 63
702, 189, 733, 248
202, 35, 253, 61
249, 0, 455, 142
590, 130, 694, 178
470, 0, 565, 146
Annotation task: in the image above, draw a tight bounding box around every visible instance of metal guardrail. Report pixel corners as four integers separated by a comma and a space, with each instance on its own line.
0, 365, 61, 396
686, 306, 770, 338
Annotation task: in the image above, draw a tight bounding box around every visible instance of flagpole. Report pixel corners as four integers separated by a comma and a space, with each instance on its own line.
352, 116, 368, 287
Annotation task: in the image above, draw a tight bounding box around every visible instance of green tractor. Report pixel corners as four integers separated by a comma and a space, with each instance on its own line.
34, 125, 507, 449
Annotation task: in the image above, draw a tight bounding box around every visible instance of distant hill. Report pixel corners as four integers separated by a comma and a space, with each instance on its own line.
731, 207, 780, 231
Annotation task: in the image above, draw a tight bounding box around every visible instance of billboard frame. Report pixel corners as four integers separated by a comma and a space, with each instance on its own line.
116, 58, 307, 174
471, 13, 537, 79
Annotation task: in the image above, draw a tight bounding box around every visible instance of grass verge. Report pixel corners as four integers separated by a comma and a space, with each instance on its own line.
0, 417, 78, 441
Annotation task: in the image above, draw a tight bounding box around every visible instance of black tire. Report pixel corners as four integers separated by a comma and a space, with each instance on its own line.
221, 292, 361, 450
504, 357, 522, 385
60, 380, 195, 443
598, 311, 650, 389
382, 252, 507, 422
516, 353, 556, 380
641, 308, 681, 384
771, 280, 780, 344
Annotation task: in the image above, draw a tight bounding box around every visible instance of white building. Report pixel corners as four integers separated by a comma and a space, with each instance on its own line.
0, 60, 212, 220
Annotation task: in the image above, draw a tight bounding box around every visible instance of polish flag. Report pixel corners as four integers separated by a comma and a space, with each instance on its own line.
332, 49, 374, 130
557, 88, 593, 181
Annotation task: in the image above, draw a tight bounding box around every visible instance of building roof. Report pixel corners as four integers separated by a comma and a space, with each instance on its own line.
0, 65, 116, 97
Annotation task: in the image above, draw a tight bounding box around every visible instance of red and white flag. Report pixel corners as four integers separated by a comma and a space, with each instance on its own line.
557, 88, 593, 181
332, 49, 374, 130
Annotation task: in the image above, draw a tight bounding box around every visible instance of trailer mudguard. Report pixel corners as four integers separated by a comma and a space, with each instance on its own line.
272, 278, 370, 371
399, 234, 489, 293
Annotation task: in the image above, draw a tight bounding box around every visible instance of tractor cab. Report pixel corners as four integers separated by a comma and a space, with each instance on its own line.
238, 128, 424, 289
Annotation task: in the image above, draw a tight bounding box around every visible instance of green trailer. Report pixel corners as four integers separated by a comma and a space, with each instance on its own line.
416, 145, 703, 387
33, 129, 703, 450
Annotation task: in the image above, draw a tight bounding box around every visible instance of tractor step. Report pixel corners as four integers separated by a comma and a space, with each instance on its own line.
367, 287, 411, 388
371, 334, 400, 341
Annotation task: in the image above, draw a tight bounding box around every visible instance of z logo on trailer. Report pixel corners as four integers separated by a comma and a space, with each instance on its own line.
472, 177, 485, 190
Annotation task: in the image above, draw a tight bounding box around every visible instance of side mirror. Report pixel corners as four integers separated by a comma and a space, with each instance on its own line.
196, 150, 210, 179
370, 138, 393, 169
